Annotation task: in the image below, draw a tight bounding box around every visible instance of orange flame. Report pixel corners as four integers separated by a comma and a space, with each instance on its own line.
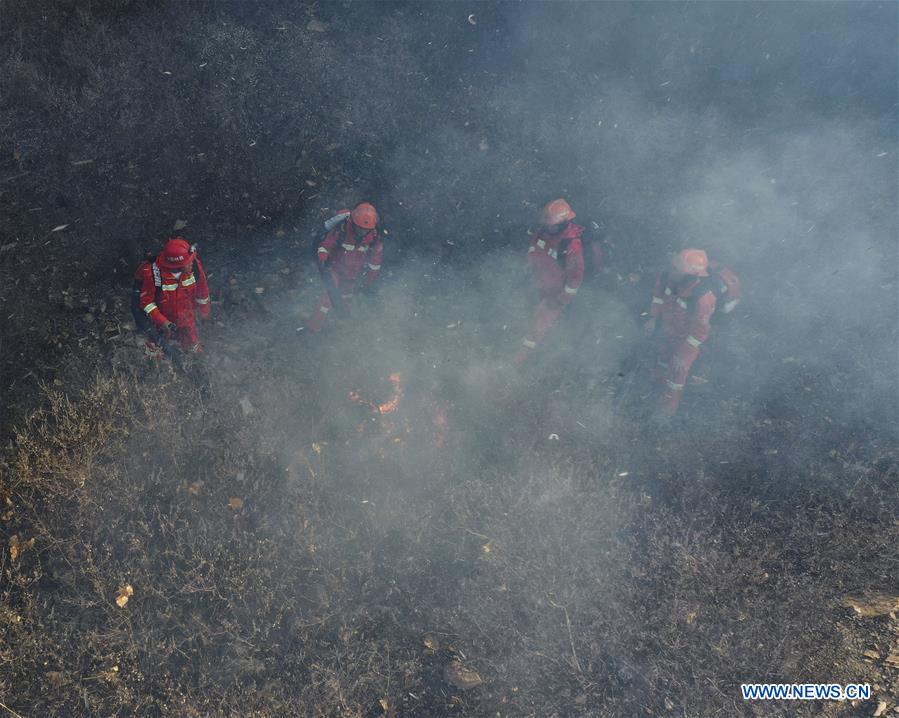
377, 373, 403, 414
346, 373, 449, 453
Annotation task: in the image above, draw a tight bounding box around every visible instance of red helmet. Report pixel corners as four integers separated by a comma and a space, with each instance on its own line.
541, 198, 576, 226
672, 248, 710, 277
351, 202, 379, 230
158, 237, 194, 270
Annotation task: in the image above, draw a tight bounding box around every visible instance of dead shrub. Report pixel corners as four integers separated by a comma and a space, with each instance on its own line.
12, 374, 151, 499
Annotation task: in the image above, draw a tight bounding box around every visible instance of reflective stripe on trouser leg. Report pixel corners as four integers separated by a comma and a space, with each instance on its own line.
660, 341, 700, 414
516, 299, 565, 365
531, 299, 565, 343
308, 292, 332, 332
660, 380, 685, 415
514, 337, 537, 366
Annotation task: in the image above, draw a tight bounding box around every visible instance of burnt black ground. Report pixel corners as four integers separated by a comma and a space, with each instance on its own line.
1, 1, 897, 716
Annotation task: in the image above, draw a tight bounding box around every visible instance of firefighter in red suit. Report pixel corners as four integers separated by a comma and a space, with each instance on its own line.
308, 202, 384, 332
514, 199, 586, 365
135, 237, 211, 357
643, 249, 740, 416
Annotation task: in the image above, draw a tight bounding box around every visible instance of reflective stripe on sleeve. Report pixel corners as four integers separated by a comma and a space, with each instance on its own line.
182, 275, 196, 287
341, 243, 356, 251
686, 335, 702, 348
564, 285, 578, 295
528, 247, 535, 253
367, 263, 381, 271
319, 305, 330, 314
196, 297, 210, 305
318, 247, 329, 256
162, 283, 178, 291
144, 302, 159, 314
536, 239, 546, 249
676, 298, 688, 309
522, 339, 537, 348
666, 380, 684, 391
652, 297, 664, 305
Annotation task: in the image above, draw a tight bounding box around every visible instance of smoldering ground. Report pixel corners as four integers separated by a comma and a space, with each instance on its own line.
1, 1, 897, 716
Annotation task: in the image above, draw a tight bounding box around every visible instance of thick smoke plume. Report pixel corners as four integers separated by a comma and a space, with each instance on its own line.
0, 2, 896, 716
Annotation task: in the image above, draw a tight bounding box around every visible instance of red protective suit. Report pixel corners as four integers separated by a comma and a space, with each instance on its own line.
308, 213, 384, 332
514, 222, 585, 365
648, 272, 718, 415
136, 253, 210, 355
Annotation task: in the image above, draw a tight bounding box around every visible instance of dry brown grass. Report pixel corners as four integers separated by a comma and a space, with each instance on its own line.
1, 364, 896, 716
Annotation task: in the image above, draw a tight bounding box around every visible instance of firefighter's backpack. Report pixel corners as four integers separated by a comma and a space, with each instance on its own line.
559, 225, 608, 279
131, 245, 200, 333
698, 265, 742, 314
583, 221, 610, 277
130, 252, 161, 334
